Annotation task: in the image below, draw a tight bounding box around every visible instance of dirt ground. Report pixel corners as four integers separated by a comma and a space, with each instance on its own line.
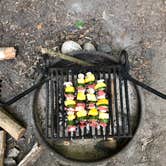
0, 0, 166, 165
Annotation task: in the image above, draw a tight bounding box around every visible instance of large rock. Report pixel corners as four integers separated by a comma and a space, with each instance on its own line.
83, 42, 96, 51
97, 44, 112, 53
61, 40, 82, 54
7, 147, 20, 158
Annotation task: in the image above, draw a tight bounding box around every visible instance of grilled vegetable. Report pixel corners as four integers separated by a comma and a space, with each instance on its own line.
76, 102, 86, 108
65, 107, 75, 112
64, 82, 75, 93
97, 90, 106, 99
96, 99, 109, 106
65, 100, 76, 107
77, 110, 87, 118
67, 110, 75, 115
95, 79, 106, 91
87, 93, 97, 102
65, 94, 75, 100
77, 110, 87, 129
77, 92, 86, 101
99, 112, 109, 127
88, 109, 98, 127
68, 125, 76, 132
99, 112, 109, 119
85, 72, 95, 84
87, 103, 96, 109
88, 109, 98, 116
80, 121, 87, 128
89, 119, 98, 127
77, 86, 86, 93
77, 73, 85, 86
67, 114, 76, 121
98, 106, 108, 112
75, 102, 86, 112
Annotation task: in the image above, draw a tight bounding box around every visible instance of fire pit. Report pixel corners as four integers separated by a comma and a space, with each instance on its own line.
32, 51, 142, 162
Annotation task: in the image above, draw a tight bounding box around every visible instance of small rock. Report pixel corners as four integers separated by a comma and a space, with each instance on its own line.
7, 147, 20, 158
61, 40, 82, 54
145, 48, 155, 60
97, 44, 112, 53
83, 42, 96, 51
4, 158, 16, 166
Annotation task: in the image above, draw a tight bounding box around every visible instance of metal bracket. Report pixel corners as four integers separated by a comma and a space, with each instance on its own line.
119, 50, 166, 100
0, 78, 48, 107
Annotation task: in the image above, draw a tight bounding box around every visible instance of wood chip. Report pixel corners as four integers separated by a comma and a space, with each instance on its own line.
0, 47, 16, 60
18, 143, 45, 166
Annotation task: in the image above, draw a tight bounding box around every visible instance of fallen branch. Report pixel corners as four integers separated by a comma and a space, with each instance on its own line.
18, 143, 45, 166
39, 47, 93, 66
0, 107, 26, 141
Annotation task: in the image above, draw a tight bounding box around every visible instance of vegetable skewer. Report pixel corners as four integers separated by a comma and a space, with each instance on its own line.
96, 79, 109, 139
76, 74, 87, 138
85, 72, 98, 137
64, 82, 76, 138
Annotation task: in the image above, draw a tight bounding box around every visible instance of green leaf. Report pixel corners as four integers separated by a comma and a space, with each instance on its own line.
75, 20, 85, 29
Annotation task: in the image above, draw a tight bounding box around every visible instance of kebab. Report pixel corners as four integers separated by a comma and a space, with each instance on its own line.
95, 80, 109, 113
85, 72, 96, 90
85, 72, 99, 136
85, 72, 96, 110
96, 98, 109, 138
64, 82, 77, 134
76, 73, 87, 137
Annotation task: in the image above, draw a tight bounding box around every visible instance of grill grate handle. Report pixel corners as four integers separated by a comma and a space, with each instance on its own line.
0, 78, 48, 107
126, 75, 166, 99
120, 50, 166, 100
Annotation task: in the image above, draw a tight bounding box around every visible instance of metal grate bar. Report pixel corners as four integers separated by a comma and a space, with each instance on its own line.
124, 79, 131, 135
113, 68, 120, 136
107, 70, 114, 138
60, 70, 66, 138
50, 80, 54, 137
55, 70, 60, 138
118, 69, 125, 135
46, 81, 50, 137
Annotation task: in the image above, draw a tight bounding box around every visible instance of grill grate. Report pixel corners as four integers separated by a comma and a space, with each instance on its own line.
45, 65, 132, 140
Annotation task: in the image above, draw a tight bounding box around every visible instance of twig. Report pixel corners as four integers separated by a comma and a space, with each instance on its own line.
39, 47, 93, 66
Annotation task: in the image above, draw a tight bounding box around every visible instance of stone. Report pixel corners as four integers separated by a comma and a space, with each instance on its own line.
7, 147, 20, 158
83, 42, 96, 51
97, 44, 112, 53
145, 48, 155, 60
4, 158, 16, 166
61, 40, 82, 54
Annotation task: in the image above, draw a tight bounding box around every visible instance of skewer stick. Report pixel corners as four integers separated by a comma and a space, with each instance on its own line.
39, 47, 93, 66
81, 128, 85, 139
103, 127, 106, 140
